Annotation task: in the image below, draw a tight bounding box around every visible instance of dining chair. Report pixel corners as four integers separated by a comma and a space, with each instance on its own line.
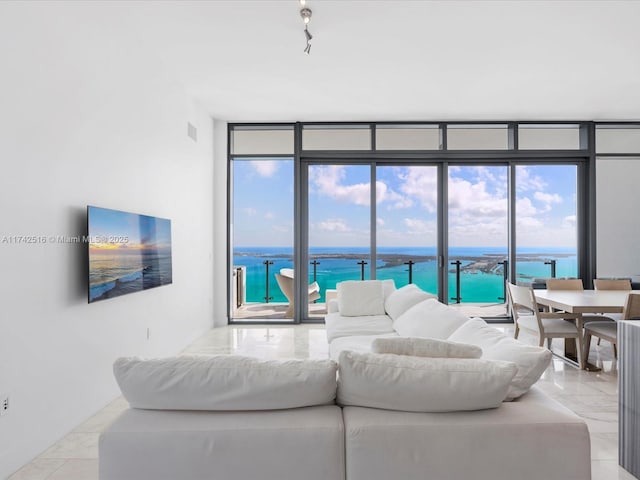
545, 278, 584, 290
583, 321, 617, 363
622, 291, 640, 320
507, 282, 584, 367
591, 278, 631, 344
593, 278, 632, 291
582, 292, 640, 364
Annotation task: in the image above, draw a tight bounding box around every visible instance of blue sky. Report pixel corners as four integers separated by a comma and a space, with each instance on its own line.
233, 160, 577, 249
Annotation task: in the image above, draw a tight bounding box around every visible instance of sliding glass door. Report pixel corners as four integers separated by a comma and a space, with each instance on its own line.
300, 161, 578, 321
448, 165, 509, 317
307, 164, 371, 319
515, 164, 578, 283
231, 158, 295, 322
375, 165, 439, 295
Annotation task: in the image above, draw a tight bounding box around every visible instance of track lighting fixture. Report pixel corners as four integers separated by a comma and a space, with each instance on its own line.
299, 2, 313, 54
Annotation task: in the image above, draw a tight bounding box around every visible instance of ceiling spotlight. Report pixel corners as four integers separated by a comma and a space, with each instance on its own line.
300, 7, 312, 24
299, 3, 313, 54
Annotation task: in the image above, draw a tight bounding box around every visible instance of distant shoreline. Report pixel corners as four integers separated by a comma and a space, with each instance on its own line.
234, 251, 575, 271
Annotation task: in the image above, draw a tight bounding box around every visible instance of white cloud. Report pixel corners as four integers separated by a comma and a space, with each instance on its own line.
311, 165, 371, 206
516, 197, 538, 216
397, 167, 438, 212
404, 218, 437, 235
242, 207, 257, 216
534, 191, 562, 204
563, 215, 577, 227
377, 218, 385, 226
264, 212, 274, 220
317, 218, 349, 232
449, 178, 507, 220
250, 160, 278, 177
516, 166, 547, 192
516, 216, 544, 228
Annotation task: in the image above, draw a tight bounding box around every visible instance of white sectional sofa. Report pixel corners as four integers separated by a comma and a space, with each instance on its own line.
100, 280, 591, 480
324, 280, 591, 479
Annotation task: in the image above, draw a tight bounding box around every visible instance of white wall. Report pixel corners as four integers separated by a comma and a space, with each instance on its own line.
0, 4, 214, 477
596, 158, 640, 281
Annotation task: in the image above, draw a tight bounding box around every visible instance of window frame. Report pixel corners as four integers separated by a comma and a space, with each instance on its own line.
227, 121, 627, 324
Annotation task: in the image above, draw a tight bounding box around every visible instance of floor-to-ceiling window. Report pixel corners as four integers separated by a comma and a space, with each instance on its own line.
375, 165, 439, 295
448, 165, 509, 316
306, 163, 372, 320
231, 157, 295, 321
229, 122, 600, 323
515, 164, 578, 283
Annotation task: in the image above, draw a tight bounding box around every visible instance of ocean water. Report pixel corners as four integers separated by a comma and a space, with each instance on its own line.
89, 252, 173, 302
233, 246, 577, 304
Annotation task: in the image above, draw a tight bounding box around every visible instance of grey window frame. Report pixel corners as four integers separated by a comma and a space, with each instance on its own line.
227, 120, 629, 324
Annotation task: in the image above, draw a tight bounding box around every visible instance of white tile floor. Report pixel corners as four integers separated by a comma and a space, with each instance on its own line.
8, 323, 637, 480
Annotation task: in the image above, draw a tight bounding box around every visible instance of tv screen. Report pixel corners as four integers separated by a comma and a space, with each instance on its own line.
87, 206, 172, 303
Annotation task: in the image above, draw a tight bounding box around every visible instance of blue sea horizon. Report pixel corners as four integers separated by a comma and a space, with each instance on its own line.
234, 246, 577, 304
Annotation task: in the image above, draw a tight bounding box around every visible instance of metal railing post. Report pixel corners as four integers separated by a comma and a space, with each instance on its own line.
310, 259, 320, 282
404, 260, 415, 284
450, 260, 462, 303
498, 260, 508, 301
544, 259, 557, 278
263, 260, 274, 303
357, 260, 368, 280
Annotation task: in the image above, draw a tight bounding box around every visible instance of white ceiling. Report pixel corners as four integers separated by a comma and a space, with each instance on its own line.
63, 1, 640, 122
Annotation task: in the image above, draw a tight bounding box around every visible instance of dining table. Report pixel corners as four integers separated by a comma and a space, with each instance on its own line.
533, 289, 636, 370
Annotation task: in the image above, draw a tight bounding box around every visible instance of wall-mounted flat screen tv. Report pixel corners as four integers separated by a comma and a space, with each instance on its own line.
87, 206, 172, 303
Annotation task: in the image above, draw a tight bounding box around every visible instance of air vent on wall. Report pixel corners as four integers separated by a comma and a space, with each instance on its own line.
187, 122, 198, 142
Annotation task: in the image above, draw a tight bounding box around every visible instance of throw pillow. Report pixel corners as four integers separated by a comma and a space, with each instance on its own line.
371, 336, 482, 359
337, 280, 386, 316
384, 284, 437, 321
448, 318, 552, 400
392, 298, 470, 339
337, 351, 517, 412
114, 355, 338, 410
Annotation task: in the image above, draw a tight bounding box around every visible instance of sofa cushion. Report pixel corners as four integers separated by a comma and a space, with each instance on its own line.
337, 280, 386, 316
448, 318, 552, 400
341, 386, 591, 480
329, 334, 398, 361
384, 284, 437, 321
371, 337, 482, 359
337, 351, 517, 412
114, 355, 338, 411
100, 406, 345, 480
325, 312, 396, 343
392, 299, 470, 339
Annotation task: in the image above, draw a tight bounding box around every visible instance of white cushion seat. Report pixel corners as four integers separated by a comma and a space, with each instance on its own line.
342, 387, 590, 480
324, 313, 395, 343
516, 314, 579, 335
584, 320, 617, 337
100, 406, 345, 480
